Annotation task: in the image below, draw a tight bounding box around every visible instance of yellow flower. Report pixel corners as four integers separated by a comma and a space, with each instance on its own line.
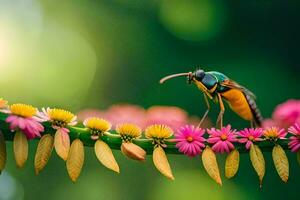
84, 117, 111, 133
263, 127, 287, 140
41, 108, 77, 127
145, 124, 173, 139
10, 104, 37, 118
116, 123, 142, 140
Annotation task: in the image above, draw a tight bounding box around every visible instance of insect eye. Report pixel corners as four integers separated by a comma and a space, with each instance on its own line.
194, 70, 205, 81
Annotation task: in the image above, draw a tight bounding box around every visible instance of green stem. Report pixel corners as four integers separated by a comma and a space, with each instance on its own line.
0, 112, 290, 155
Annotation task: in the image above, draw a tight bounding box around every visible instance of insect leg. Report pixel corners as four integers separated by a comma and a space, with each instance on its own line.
216, 93, 225, 128
197, 94, 210, 128
250, 120, 254, 128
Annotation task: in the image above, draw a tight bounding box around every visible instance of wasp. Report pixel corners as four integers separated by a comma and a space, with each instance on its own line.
159, 69, 263, 127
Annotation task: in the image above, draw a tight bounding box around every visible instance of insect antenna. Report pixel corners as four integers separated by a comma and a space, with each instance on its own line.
159, 72, 192, 84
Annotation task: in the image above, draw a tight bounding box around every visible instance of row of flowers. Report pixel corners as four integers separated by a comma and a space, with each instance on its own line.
0, 98, 299, 186
176, 125, 300, 156
2, 99, 299, 155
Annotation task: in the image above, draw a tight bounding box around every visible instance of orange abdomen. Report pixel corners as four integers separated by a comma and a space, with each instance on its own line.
220, 89, 253, 121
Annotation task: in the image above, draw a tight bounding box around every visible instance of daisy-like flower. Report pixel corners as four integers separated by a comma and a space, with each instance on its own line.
116, 123, 146, 161
273, 99, 300, 128
38, 108, 77, 129
288, 123, 300, 152
263, 99, 300, 129
5, 104, 44, 139
207, 125, 237, 153
263, 127, 287, 141
238, 128, 264, 150
38, 108, 77, 161
175, 125, 206, 157
116, 123, 142, 141
84, 117, 112, 140
145, 124, 173, 147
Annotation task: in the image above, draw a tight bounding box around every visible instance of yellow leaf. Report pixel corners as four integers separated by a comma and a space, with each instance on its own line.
153, 146, 174, 180
66, 139, 84, 182
202, 146, 222, 185
272, 145, 289, 183
34, 134, 54, 175
121, 142, 146, 161
94, 140, 120, 173
297, 151, 300, 166
0, 131, 6, 172
225, 149, 240, 179
249, 144, 265, 187
13, 131, 28, 168
54, 129, 70, 161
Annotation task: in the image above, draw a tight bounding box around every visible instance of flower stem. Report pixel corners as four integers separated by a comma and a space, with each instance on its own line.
0, 112, 289, 155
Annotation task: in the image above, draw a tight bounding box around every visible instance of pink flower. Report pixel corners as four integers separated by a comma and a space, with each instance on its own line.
105, 104, 146, 129
145, 106, 188, 130
175, 125, 206, 157
288, 123, 300, 152
6, 115, 44, 139
6, 104, 44, 140
238, 128, 264, 150
207, 125, 237, 153
263, 99, 300, 129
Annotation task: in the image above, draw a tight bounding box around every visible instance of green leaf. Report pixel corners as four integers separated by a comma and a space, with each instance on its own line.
249, 144, 265, 187
272, 145, 289, 182
202, 146, 222, 185
225, 149, 239, 179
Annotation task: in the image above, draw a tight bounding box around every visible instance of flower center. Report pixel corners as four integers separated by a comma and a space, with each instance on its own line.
10, 104, 37, 118
220, 134, 227, 141
186, 136, 193, 143
248, 135, 254, 141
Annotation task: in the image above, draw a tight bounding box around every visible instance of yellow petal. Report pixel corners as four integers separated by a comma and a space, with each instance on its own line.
249, 144, 265, 187
121, 142, 146, 161
13, 131, 28, 168
153, 146, 174, 180
94, 140, 120, 173
272, 145, 289, 183
0, 131, 6, 172
225, 149, 240, 179
34, 134, 54, 175
54, 129, 70, 161
297, 151, 300, 166
66, 139, 84, 182
202, 146, 222, 185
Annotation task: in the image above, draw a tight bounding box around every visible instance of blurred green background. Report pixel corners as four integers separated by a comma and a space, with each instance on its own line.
0, 0, 299, 199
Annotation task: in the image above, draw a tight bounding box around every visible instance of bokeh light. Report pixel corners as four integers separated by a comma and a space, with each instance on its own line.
158, 0, 227, 41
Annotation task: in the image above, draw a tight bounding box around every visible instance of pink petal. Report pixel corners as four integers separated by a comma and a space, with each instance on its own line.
245, 141, 252, 150
221, 142, 230, 153
6, 115, 18, 123
239, 138, 248, 143
207, 137, 220, 144
291, 143, 300, 152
